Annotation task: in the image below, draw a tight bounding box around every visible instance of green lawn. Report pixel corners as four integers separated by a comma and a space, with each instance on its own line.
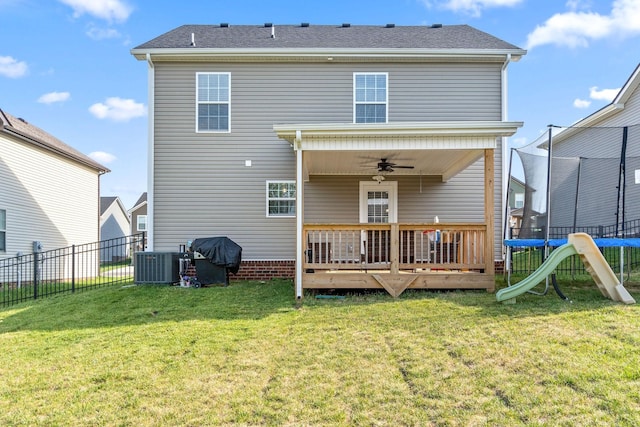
1, 279, 639, 426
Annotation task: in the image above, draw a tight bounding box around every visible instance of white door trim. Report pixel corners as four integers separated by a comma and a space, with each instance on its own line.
359, 181, 398, 223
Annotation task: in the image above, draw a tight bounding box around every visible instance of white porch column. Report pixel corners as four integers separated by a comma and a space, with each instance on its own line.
295, 134, 304, 299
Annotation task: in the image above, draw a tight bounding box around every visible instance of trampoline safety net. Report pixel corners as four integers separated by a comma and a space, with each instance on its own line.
510, 123, 640, 240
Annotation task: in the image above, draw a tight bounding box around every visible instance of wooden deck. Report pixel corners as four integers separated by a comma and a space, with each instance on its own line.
302, 223, 495, 296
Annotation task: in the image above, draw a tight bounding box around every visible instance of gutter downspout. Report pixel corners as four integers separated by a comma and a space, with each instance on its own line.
295, 130, 303, 299
500, 53, 511, 266
146, 53, 155, 251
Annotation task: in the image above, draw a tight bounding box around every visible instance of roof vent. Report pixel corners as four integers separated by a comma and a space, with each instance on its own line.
385, 23, 395, 28
342, 23, 351, 28
301, 22, 310, 27
220, 23, 229, 28
18, 117, 27, 124
431, 23, 443, 28
264, 23, 273, 27
190, 32, 195, 47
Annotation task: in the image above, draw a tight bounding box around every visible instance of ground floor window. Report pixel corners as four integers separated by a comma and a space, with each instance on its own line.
267, 181, 296, 217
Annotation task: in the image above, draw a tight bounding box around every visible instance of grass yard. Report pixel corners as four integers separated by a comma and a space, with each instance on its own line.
1, 278, 640, 426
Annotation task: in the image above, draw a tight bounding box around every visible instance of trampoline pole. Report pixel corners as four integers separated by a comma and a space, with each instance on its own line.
544, 126, 554, 295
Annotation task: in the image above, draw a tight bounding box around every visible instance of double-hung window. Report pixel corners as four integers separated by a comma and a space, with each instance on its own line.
0, 209, 6, 252
196, 72, 230, 132
137, 215, 147, 232
267, 181, 296, 217
514, 193, 524, 209
354, 73, 388, 123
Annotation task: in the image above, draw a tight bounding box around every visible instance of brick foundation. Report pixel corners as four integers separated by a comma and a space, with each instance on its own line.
230, 260, 296, 282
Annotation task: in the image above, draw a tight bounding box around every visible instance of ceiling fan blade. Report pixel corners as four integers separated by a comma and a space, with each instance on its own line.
393, 165, 414, 169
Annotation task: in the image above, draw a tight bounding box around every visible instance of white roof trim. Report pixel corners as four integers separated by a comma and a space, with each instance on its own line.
274, 121, 522, 148
132, 48, 525, 62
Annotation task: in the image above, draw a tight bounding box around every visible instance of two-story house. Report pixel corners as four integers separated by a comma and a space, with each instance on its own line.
131, 23, 525, 298
1, 108, 108, 260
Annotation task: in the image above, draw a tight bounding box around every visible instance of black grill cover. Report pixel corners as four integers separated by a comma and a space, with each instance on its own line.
190, 237, 242, 274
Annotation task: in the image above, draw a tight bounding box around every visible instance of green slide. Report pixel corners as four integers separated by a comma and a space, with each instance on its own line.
496, 243, 578, 303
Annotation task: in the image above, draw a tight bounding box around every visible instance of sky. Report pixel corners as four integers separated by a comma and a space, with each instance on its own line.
2, 0, 640, 209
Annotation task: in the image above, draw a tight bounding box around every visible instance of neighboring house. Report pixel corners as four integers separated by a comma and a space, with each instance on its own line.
128, 192, 147, 250
131, 24, 525, 297
0, 108, 108, 261
508, 176, 525, 232
100, 196, 131, 262
548, 63, 640, 233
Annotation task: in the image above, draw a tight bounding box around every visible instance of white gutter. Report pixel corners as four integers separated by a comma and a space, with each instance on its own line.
132, 47, 527, 61
501, 54, 511, 263
146, 53, 155, 251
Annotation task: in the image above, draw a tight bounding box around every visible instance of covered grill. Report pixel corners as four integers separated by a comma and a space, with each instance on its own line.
189, 237, 242, 285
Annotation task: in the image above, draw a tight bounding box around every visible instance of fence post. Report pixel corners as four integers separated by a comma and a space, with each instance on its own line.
72, 244, 76, 293
33, 252, 39, 300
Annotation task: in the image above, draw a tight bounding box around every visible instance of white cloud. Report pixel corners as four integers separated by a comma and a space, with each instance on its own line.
0, 55, 28, 78
526, 0, 640, 49
589, 86, 620, 102
37, 91, 71, 104
89, 97, 146, 122
89, 151, 117, 164
421, 0, 523, 17
86, 26, 121, 40
58, 0, 132, 23
573, 98, 592, 108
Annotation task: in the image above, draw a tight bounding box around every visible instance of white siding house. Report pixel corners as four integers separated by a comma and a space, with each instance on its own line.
132, 24, 525, 297
100, 196, 131, 262
0, 108, 108, 259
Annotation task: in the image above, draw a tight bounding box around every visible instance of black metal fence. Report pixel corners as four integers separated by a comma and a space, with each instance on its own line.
507, 221, 640, 278
1, 233, 145, 309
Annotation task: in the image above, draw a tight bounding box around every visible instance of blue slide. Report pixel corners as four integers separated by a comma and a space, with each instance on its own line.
496, 243, 578, 302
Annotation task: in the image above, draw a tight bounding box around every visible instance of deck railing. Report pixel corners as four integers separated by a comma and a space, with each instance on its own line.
304, 223, 487, 273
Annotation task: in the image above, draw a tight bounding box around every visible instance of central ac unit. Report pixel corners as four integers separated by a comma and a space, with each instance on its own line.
134, 252, 180, 284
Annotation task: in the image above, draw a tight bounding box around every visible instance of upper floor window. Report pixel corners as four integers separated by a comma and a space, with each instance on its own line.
196, 72, 230, 132
137, 215, 147, 231
0, 209, 5, 252
354, 73, 387, 123
267, 181, 296, 217
514, 193, 524, 209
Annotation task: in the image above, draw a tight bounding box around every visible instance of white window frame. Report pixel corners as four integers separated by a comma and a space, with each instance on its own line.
266, 181, 296, 218
353, 72, 388, 124
196, 72, 231, 133
137, 215, 147, 232
514, 193, 524, 208
0, 209, 5, 252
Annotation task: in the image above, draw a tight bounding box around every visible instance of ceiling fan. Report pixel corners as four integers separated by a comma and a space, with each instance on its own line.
376, 158, 414, 172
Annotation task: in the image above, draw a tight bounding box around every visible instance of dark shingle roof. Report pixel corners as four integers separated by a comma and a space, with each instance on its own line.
132, 192, 147, 208
0, 108, 109, 173
100, 196, 118, 215
133, 24, 523, 51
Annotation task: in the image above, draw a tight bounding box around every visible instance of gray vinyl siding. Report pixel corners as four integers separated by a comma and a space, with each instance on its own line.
152, 61, 503, 259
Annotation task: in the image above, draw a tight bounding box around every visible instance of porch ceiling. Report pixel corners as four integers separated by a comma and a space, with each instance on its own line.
274, 121, 523, 181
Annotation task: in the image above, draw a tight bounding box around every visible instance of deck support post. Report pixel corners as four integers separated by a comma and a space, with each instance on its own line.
484, 148, 495, 278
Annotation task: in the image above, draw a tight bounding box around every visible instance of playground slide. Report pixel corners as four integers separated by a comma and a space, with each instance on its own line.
497, 233, 635, 304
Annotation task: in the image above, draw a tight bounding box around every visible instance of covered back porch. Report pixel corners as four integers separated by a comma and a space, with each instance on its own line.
274, 121, 522, 298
